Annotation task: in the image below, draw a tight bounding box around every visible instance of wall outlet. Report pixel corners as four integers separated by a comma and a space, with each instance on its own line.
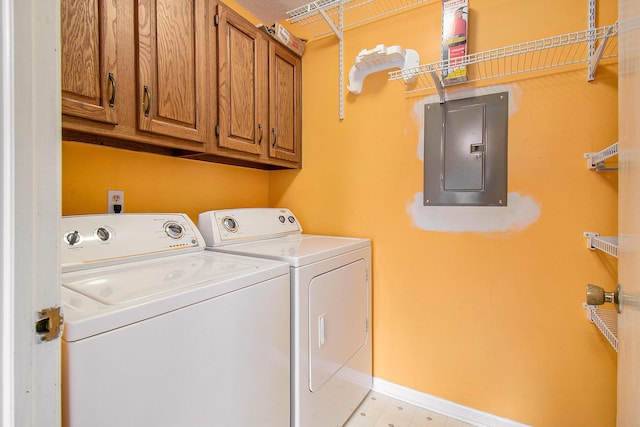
107, 190, 124, 214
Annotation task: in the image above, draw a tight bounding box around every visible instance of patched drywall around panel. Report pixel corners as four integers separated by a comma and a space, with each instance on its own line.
407, 191, 541, 233
409, 84, 540, 233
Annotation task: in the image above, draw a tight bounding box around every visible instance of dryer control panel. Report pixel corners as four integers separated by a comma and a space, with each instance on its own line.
61, 213, 204, 272
198, 208, 302, 247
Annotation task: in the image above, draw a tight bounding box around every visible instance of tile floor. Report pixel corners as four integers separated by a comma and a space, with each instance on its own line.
344, 391, 478, 427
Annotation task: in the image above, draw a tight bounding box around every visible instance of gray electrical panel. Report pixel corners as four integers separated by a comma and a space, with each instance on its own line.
424, 92, 508, 206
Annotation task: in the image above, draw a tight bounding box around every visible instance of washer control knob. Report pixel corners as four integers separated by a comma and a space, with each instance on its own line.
221, 216, 238, 233
288, 216, 295, 223
278, 215, 286, 223
95, 227, 111, 241
64, 231, 82, 246
164, 222, 184, 239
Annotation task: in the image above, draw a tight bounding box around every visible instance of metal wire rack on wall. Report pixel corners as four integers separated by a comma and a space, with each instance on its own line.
585, 304, 619, 352
286, 0, 431, 119
585, 141, 619, 171
389, 23, 619, 98
285, 0, 617, 114
287, 0, 430, 39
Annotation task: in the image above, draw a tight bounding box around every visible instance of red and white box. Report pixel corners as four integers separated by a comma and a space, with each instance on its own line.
441, 0, 468, 85
258, 23, 306, 56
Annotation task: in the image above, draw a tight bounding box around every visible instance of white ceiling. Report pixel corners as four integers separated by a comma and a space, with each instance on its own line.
234, 0, 310, 24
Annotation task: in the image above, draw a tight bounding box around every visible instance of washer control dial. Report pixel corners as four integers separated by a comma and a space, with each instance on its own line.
64, 230, 82, 246
95, 227, 112, 242
221, 216, 239, 233
164, 221, 185, 239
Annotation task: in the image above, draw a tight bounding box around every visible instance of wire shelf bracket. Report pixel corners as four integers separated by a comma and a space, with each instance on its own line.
287, 0, 430, 38
584, 232, 619, 258
583, 303, 618, 352
286, 0, 430, 119
389, 23, 619, 96
585, 141, 618, 171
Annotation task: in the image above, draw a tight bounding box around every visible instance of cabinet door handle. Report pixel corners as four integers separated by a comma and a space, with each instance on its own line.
108, 72, 116, 108
143, 85, 151, 117
271, 128, 277, 148
258, 124, 263, 145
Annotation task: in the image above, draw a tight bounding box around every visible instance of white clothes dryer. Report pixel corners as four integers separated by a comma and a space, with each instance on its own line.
198, 208, 372, 427
61, 213, 290, 427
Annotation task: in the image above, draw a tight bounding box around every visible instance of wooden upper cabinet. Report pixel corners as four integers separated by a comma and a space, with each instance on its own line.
61, 0, 117, 124
60, 0, 300, 169
215, 4, 267, 156
136, 0, 210, 143
268, 42, 302, 165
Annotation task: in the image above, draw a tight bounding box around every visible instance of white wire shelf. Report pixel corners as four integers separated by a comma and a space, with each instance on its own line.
286, 0, 430, 120
389, 23, 619, 95
287, 0, 430, 39
584, 304, 618, 352
584, 232, 619, 258
585, 141, 619, 170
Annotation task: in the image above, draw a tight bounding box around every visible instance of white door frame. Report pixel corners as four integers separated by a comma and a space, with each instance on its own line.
1, 0, 61, 426
617, 0, 640, 424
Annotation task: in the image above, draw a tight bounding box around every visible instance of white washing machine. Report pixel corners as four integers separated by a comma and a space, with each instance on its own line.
61, 213, 291, 427
198, 208, 372, 427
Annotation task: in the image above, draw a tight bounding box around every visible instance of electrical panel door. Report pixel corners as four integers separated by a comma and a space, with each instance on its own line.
424, 92, 508, 206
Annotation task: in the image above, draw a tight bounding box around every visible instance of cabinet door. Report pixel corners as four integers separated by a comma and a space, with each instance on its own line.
269, 42, 302, 165
61, 0, 117, 124
137, 0, 209, 143
216, 4, 267, 156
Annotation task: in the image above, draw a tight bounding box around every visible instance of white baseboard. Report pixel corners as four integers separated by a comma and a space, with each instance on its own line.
372, 377, 533, 427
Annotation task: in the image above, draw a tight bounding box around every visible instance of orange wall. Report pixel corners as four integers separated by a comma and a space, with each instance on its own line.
61, 142, 269, 220
270, 1, 619, 426
62, 1, 619, 426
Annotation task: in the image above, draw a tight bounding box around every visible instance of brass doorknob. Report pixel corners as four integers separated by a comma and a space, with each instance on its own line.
586, 284, 621, 313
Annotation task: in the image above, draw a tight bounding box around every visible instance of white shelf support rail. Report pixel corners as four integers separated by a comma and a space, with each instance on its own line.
584, 232, 619, 258
583, 304, 619, 351
589, 24, 616, 81
586, 0, 615, 81
286, 0, 430, 119
287, 0, 431, 38
317, 3, 344, 39
587, 0, 596, 80
430, 71, 445, 103
584, 141, 619, 170
389, 23, 619, 94
338, 0, 344, 119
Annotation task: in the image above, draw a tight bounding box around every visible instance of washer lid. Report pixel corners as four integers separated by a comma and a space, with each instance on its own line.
61, 251, 289, 342
210, 234, 370, 267
63, 252, 259, 305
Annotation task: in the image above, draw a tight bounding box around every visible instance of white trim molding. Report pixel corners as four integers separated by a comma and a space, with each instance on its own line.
0, 0, 16, 424
372, 377, 533, 427
1, 0, 61, 425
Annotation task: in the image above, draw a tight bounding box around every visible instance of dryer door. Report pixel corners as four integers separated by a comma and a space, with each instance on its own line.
308, 258, 368, 392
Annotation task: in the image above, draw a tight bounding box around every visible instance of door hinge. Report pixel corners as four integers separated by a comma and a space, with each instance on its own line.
35, 307, 63, 342
214, 14, 219, 26
215, 124, 220, 137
